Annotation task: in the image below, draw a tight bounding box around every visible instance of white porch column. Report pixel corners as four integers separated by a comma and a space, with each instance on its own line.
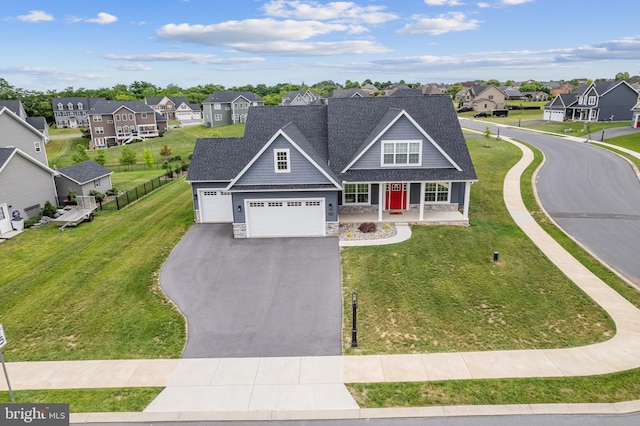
419, 182, 425, 221
463, 181, 471, 218
378, 183, 384, 221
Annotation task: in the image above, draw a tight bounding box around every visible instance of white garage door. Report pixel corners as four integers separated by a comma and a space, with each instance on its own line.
543, 110, 565, 122
199, 189, 233, 223
246, 199, 325, 238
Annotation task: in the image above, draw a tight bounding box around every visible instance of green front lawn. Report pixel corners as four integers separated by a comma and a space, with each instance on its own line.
341, 137, 614, 355
0, 179, 192, 361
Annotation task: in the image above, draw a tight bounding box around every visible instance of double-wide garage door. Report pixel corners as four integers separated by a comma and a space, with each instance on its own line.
246, 199, 325, 238
543, 110, 565, 122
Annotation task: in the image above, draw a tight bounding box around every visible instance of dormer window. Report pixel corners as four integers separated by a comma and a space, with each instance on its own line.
382, 141, 421, 166
68, 102, 73, 110
274, 149, 290, 173
57, 103, 63, 110
77, 102, 83, 110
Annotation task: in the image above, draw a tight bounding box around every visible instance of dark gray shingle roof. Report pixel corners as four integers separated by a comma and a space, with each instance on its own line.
89, 100, 154, 114
57, 161, 112, 184
0, 147, 15, 169
202, 91, 263, 104
188, 97, 476, 184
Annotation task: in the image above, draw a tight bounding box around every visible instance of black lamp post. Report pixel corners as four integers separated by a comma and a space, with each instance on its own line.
351, 291, 358, 347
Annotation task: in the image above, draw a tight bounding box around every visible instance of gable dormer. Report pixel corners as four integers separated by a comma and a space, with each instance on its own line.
341, 109, 461, 173
67, 102, 73, 110
57, 103, 63, 111
77, 102, 83, 110
229, 126, 339, 189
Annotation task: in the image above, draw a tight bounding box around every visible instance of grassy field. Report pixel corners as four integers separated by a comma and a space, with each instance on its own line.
46, 124, 245, 169
341, 137, 614, 355
0, 178, 193, 361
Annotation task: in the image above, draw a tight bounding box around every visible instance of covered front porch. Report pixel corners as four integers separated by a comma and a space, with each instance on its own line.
338, 208, 468, 226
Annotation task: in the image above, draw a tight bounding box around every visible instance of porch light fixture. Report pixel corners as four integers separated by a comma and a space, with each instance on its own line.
328, 203, 333, 211
237, 205, 242, 213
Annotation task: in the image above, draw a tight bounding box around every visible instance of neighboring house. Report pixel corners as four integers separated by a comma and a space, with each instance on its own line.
187, 96, 477, 238
87, 100, 167, 149
281, 90, 323, 106
421, 84, 447, 96
500, 86, 523, 100
543, 80, 639, 122
202, 91, 264, 127
1, 100, 49, 139
55, 161, 113, 204
0, 106, 58, 231
52, 97, 105, 128
551, 84, 574, 97
145, 96, 202, 123
521, 91, 549, 101
0, 105, 49, 167
326, 88, 370, 99
631, 102, 640, 128
0, 148, 58, 230
459, 85, 506, 111
542, 94, 575, 122
361, 83, 378, 95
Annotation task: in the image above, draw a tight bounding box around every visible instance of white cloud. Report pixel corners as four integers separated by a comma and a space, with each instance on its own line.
397, 12, 481, 35
477, 2, 491, 7
17, 10, 54, 23
156, 19, 389, 55
109, 63, 152, 71
263, 0, 398, 25
103, 52, 265, 64
501, 0, 534, 4
424, 0, 463, 6
86, 12, 118, 25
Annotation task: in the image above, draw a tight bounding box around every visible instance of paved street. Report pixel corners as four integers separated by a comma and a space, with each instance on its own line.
159, 224, 343, 358
461, 119, 640, 285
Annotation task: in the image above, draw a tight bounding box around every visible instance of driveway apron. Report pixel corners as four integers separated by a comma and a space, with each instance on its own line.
160, 224, 343, 358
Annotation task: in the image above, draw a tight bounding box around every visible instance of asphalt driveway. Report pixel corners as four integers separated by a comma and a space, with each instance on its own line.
160, 224, 343, 358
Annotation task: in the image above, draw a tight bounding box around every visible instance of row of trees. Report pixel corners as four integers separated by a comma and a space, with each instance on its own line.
1, 72, 635, 124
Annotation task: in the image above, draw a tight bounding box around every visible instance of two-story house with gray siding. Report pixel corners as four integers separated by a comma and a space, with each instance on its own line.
202, 91, 264, 127
52, 97, 106, 129
187, 96, 477, 238
1, 106, 58, 232
145, 96, 202, 123
87, 100, 167, 149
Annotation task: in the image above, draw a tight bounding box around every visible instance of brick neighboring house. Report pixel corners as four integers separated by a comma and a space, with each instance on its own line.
202, 91, 264, 127
145, 96, 202, 123
87, 100, 167, 149
52, 97, 106, 129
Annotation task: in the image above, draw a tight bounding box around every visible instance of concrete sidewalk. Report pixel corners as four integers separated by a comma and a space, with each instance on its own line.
3, 136, 640, 419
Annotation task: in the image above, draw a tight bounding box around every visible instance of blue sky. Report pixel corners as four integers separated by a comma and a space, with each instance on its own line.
1, 0, 639, 91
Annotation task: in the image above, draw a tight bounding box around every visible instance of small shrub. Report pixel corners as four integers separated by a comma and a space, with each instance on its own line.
24, 215, 42, 228
358, 222, 377, 233
383, 223, 391, 230
66, 189, 77, 205
347, 232, 353, 238
106, 187, 119, 196
41, 201, 57, 218
89, 189, 105, 203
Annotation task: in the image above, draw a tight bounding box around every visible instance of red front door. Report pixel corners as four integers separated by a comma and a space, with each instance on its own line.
385, 183, 407, 210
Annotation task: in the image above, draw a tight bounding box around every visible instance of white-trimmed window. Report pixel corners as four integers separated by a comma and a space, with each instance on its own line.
107, 120, 113, 124
425, 182, 450, 203
95, 127, 104, 134
214, 103, 221, 110
343, 183, 370, 204
274, 149, 290, 173
115, 114, 121, 121
94, 138, 105, 147
214, 114, 222, 121
67, 102, 73, 110
77, 102, 83, 110
382, 141, 421, 166
57, 103, 63, 110
34, 142, 41, 152
128, 113, 134, 120
92, 115, 102, 122
94, 180, 101, 188
588, 96, 596, 105
141, 113, 147, 119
